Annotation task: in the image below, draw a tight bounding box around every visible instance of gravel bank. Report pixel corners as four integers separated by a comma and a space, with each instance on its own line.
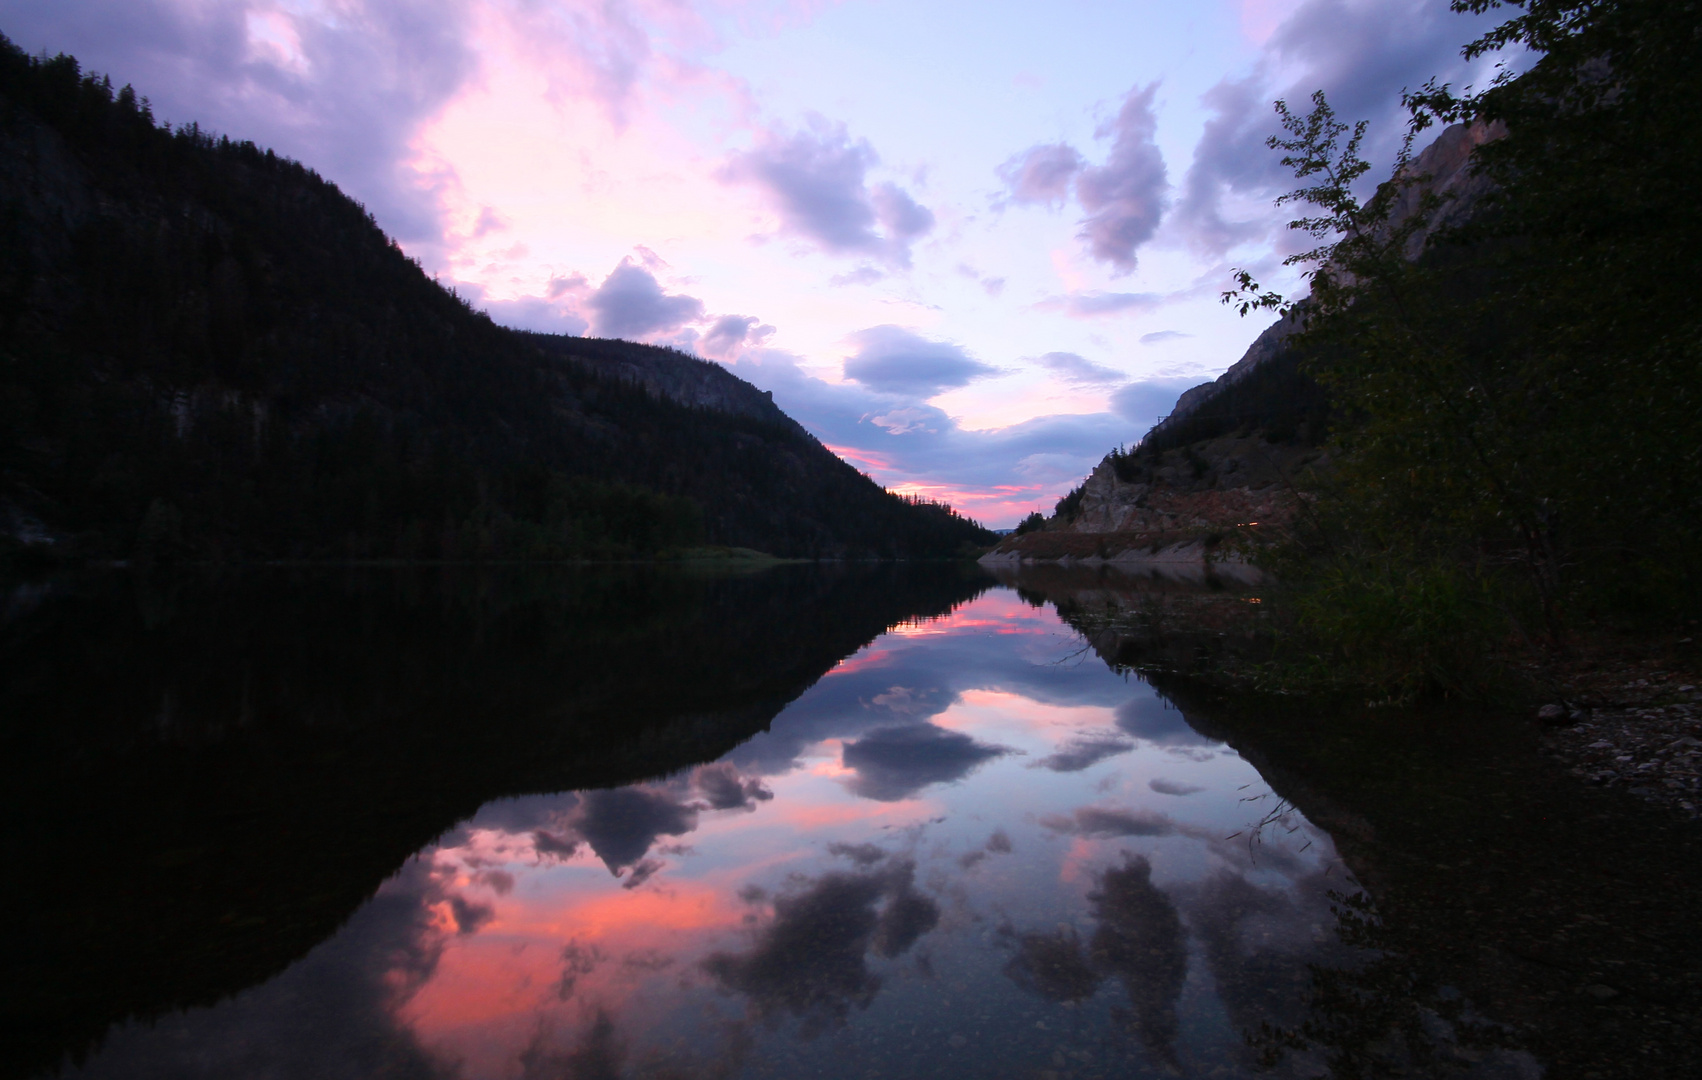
1536, 654, 1702, 819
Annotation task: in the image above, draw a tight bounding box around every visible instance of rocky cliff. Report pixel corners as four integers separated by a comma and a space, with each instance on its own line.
982, 434, 1324, 567
526, 333, 807, 433
1149, 121, 1501, 450
1065, 435, 1323, 537
986, 121, 1497, 568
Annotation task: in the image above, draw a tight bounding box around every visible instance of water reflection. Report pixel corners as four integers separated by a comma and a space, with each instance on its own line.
37, 583, 1362, 1080
0, 564, 986, 1076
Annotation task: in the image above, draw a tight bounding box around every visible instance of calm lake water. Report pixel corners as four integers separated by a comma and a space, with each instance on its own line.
5, 565, 1698, 1079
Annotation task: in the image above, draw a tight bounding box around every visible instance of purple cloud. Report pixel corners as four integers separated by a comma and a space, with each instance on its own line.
586, 258, 706, 339
1, 0, 477, 248
1037, 352, 1127, 387
1075, 83, 1169, 273
871, 182, 934, 241
692, 762, 774, 812
1148, 778, 1205, 796
478, 295, 591, 337
840, 326, 1002, 398
703, 859, 938, 1034
1041, 805, 1178, 838
998, 142, 1085, 208
1172, 0, 1516, 256
1269, 0, 1488, 122
569, 786, 699, 876
720, 344, 1134, 524
699, 315, 776, 359
722, 119, 935, 267
1109, 378, 1200, 426
841, 724, 1008, 802
1033, 733, 1137, 772
1042, 291, 1164, 318
1171, 74, 1285, 256
1116, 695, 1215, 747
547, 273, 590, 298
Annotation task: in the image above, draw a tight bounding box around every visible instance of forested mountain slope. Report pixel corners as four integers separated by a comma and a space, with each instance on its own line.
0, 37, 992, 562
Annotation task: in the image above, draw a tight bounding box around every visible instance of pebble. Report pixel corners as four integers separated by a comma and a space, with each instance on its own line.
1543, 669, 1702, 819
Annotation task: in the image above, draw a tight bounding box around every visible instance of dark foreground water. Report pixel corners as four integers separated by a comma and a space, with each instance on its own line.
4, 565, 1699, 1079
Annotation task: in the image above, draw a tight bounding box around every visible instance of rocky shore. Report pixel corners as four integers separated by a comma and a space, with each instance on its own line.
977, 530, 1264, 583
1537, 650, 1702, 819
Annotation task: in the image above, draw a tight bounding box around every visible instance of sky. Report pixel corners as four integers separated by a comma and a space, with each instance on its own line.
0, 0, 1516, 527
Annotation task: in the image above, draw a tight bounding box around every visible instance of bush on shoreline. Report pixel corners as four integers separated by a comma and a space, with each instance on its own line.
1225, 0, 1702, 698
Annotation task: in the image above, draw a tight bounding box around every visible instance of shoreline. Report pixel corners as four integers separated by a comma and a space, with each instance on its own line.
1531, 638, 1702, 820
987, 559, 1702, 821
978, 530, 1265, 585
0, 549, 996, 575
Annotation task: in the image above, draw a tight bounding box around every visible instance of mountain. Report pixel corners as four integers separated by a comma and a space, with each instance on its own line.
984, 121, 1499, 566
0, 37, 993, 563
1140, 119, 1502, 458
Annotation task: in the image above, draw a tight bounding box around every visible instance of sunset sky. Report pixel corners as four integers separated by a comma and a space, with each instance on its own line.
1, 0, 1516, 526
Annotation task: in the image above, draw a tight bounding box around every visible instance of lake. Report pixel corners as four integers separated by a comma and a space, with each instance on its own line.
5, 565, 1698, 1079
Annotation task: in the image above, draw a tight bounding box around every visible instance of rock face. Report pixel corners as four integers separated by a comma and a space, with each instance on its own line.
1068, 437, 1316, 535
528, 334, 806, 433
1150, 121, 1502, 452
1143, 313, 1306, 456
1389, 119, 1505, 257
983, 434, 1326, 568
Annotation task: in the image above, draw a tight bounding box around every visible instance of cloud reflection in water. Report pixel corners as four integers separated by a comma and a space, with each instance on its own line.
840, 723, 1010, 802
705, 855, 939, 1037
55, 588, 1356, 1080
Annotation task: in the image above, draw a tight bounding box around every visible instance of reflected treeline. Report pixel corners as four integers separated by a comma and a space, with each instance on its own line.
999, 836, 1353, 1076
986, 561, 1272, 678
1008, 563, 1702, 1077
1151, 675, 1562, 1077
1152, 672, 1702, 1078
0, 563, 990, 1079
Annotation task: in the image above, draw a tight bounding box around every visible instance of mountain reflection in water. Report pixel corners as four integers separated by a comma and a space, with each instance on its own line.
32, 564, 1697, 1078
9, 568, 1370, 1080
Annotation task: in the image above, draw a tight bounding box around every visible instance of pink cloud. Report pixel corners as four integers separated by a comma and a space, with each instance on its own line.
1075, 83, 1169, 273
585, 257, 706, 339
720, 117, 935, 267
998, 142, 1084, 209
